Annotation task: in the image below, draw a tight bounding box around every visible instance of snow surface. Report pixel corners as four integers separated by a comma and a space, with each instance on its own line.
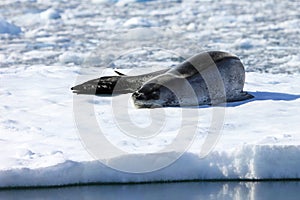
0, 0, 300, 187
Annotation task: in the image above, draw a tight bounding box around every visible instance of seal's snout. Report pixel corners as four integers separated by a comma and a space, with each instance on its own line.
71, 85, 82, 93
132, 89, 160, 101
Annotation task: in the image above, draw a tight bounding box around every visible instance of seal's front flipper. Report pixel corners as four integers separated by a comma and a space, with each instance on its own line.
227, 92, 254, 102
71, 76, 121, 95
114, 70, 126, 76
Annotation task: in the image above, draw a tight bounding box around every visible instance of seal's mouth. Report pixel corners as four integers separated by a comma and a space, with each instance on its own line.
132, 89, 182, 108
132, 91, 164, 108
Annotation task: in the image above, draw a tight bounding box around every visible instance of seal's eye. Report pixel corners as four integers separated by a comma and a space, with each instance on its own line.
149, 91, 159, 100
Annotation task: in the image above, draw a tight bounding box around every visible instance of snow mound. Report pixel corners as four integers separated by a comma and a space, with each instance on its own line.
234, 38, 266, 50
124, 17, 154, 28
1, 145, 300, 187
58, 52, 85, 65
40, 9, 61, 20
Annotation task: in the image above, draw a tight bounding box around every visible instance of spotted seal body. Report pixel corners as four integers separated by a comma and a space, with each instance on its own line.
71, 51, 253, 108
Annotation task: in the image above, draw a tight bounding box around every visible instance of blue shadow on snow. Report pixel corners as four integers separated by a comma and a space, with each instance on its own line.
227, 91, 300, 107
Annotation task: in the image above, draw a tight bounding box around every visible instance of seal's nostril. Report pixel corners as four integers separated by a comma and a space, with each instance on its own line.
133, 92, 147, 100
132, 91, 138, 96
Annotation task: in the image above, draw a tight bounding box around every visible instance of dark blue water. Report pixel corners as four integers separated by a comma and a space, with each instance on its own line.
1, 181, 300, 200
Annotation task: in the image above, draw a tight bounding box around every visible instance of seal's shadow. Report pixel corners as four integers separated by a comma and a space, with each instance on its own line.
227, 91, 300, 107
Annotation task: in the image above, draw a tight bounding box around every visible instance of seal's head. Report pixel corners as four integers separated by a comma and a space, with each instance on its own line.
132, 82, 179, 108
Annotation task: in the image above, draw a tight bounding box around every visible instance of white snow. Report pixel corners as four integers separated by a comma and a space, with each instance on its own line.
0, 0, 300, 188
40, 9, 61, 20
123, 18, 154, 28
58, 52, 86, 65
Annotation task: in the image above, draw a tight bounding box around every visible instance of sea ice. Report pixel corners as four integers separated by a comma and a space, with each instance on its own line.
0, 0, 299, 188
0, 19, 21, 35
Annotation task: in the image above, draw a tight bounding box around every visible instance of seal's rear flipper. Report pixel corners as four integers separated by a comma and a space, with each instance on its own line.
71, 76, 121, 95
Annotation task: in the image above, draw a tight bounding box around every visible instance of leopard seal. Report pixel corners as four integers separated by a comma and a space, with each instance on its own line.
71, 51, 253, 108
